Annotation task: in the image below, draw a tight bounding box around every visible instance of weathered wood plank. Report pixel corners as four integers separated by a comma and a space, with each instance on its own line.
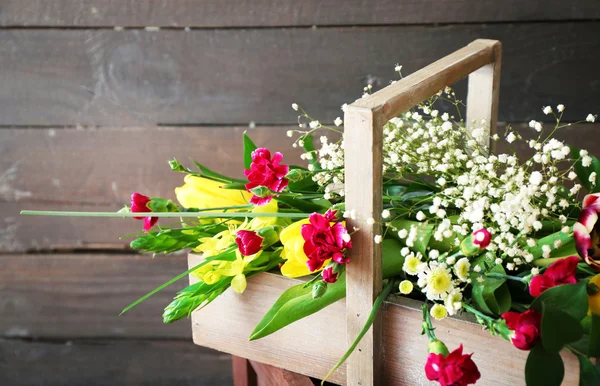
0, 126, 301, 205
0, 253, 192, 339
0, 0, 598, 27
0, 339, 232, 386
0, 24, 598, 126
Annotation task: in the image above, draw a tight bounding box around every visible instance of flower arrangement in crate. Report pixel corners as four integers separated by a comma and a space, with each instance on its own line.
24, 65, 600, 386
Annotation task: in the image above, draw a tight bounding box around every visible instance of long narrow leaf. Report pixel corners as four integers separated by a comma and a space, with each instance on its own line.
321, 280, 395, 384
120, 247, 236, 315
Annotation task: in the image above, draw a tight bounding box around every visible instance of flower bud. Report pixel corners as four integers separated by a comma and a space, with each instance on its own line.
460, 229, 491, 256
235, 230, 263, 256
312, 281, 328, 299
427, 339, 450, 356
256, 226, 281, 248
285, 168, 310, 183
250, 186, 273, 198
322, 267, 338, 283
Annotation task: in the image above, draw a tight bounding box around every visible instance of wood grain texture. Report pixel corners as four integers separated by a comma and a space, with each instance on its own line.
0, 253, 191, 339
188, 254, 347, 385
466, 42, 502, 148
0, 339, 232, 386
232, 356, 258, 386
344, 106, 383, 385
1, 0, 598, 27
188, 263, 580, 385
250, 360, 314, 386
0, 24, 598, 126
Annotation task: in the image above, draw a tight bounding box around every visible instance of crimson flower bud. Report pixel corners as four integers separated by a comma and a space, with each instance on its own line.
235, 230, 263, 256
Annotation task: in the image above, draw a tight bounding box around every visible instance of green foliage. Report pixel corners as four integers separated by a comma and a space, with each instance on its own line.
147, 198, 179, 213
589, 314, 600, 357
525, 344, 564, 386
168, 157, 245, 184
163, 282, 228, 324
540, 305, 583, 353
243, 131, 258, 169
578, 354, 600, 386
389, 219, 434, 256
300, 133, 320, 171
531, 282, 589, 322
470, 264, 511, 316
525, 230, 574, 260
130, 228, 211, 255
571, 146, 600, 193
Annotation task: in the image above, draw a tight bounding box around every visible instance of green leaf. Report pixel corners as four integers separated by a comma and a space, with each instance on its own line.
589, 313, 600, 357
526, 230, 574, 260
249, 272, 347, 340
531, 281, 589, 322
471, 264, 511, 316
322, 280, 395, 384
300, 134, 320, 171
250, 239, 403, 340
130, 228, 209, 255
571, 146, 600, 193
220, 181, 247, 190
525, 344, 564, 386
389, 219, 434, 256
193, 160, 245, 184
243, 131, 258, 169
287, 165, 319, 192
120, 247, 237, 315
275, 194, 329, 213
540, 305, 583, 353
578, 354, 600, 386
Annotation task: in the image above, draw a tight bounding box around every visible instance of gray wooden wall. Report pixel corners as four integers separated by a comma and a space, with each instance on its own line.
1, 2, 599, 385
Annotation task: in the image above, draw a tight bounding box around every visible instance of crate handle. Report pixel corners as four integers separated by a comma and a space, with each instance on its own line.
343, 39, 501, 386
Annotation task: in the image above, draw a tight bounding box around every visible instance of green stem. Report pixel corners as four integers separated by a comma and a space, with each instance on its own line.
462, 304, 495, 323
321, 280, 395, 385
485, 272, 527, 283
20, 210, 311, 219
421, 303, 437, 341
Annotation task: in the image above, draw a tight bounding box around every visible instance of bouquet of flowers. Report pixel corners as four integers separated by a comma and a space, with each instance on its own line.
24, 78, 600, 385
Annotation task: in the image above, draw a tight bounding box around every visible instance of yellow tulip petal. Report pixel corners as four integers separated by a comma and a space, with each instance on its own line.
175, 175, 252, 209
280, 258, 312, 278
231, 274, 247, 293
280, 220, 310, 245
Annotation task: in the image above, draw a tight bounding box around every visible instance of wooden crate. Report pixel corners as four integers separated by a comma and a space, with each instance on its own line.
188, 40, 580, 385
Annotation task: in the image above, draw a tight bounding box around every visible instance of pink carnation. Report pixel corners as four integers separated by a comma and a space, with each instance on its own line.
301, 210, 352, 272
244, 148, 289, 205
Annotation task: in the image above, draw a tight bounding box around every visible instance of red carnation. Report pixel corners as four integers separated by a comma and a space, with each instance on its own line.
131, 192, 158, 232
301, 210, 352, 272
529, 256, 579, 297
425, 344, 480, 386
473, 228, 491, 249
501, 310, 542, 350
235, 230, 263, 256
322, 267, 338, 283
244, 148, 289, 206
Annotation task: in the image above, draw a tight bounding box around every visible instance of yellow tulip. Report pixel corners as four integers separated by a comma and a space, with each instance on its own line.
588, 274, 600, 315
248, 200, 289, 230
175, 175, 252, 209
279, 219, 327, 278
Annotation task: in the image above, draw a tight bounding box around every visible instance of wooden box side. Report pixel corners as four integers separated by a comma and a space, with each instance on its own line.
188, 253, 580, 385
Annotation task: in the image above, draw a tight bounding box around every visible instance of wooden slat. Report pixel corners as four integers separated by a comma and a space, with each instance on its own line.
344, 106, 383, 385
466, 42, 502, 148
0, 24, 598, 126
188, 265, 580, 385
0, 253, 192, 339
188, 254, 347, 385
0, 126, 301, 205
352, 39, 499, 123
0, 338, 232, 386
250, 360, 314, 386
232, 356, 258, 386
1, 0, 598, 27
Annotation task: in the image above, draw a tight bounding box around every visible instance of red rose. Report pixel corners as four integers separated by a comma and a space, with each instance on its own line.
301, 210, 352, 272
322, 267, 338, 283
529, 256, 579, 297
235, 230, 263, 256
425, 344, 480, 386
244, 148, 289, 206
501, 310, 542, 350
473, 228, 491, 249
130, 192, 158, 231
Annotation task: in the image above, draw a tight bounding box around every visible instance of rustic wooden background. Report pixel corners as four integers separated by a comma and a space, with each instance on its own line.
1, 2, 599, 385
